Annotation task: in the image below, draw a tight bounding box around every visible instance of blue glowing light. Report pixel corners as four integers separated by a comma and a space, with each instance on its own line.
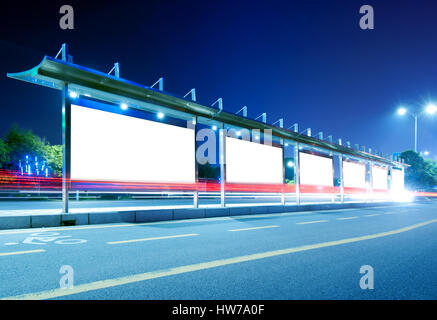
69, 91, 78, 99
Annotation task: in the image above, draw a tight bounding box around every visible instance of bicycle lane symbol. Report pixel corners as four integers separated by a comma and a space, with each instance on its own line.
22, 232, 87, 245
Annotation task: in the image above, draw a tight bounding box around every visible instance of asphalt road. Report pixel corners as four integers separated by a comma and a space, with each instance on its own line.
0, 201, 436, 300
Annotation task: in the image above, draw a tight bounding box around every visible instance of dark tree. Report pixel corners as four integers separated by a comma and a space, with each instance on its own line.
400, 150, 437, 191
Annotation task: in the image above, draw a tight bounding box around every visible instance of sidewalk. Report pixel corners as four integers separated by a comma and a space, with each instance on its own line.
0, 201, 398, 230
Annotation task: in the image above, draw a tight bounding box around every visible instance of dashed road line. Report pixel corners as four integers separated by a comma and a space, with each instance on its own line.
296, 220, 329, 225
0, 249, 45, 257
337, 216, 359, 220
107, 233, 199, 245
228, 225, 279, 232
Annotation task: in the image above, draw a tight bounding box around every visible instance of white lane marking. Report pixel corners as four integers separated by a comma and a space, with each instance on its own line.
364, 214, 380, 217
22, 232, 87, 245
228, 225, 279, 232
337, 216, 359, 220
296, 220, 329, 225
107, 233, 199, 245
5, 218, 437, 300
4, 243, 18, 246
0, 249, 45, 257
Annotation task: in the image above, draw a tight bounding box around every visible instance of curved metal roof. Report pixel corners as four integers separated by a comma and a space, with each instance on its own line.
7, 55, 405, 167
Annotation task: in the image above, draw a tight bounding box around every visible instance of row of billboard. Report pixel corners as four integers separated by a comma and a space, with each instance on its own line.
71, 103, 403, 192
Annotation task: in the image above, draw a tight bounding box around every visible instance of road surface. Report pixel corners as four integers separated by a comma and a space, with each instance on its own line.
0, 201, 436, 299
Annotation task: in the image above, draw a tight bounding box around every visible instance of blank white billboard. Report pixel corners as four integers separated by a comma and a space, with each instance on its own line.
372, 166, 388, 190
391, 168, 405, 192
225, 137, 283, 184
343, 161, 366, 188
71, 104, 195, 183
299, 152, 333, 186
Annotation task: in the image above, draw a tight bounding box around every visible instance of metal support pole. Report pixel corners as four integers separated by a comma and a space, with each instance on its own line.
331, 156, 335, 204
219, 124, 226, 207
184, 88, 196, 102
414, 115, 418, 152
193, 116, 199, 208
255, 113, 267, 123
295, 142, 300, 205
236, 106, 247, 117
62, 84, 71, 213
401, 166, 405, 191
288, 123, 298, 133
114, 62, 120, 78
273, 118, 284, 128
281, 145, 285, 205
61, 43, 68, 61
388, 166, 392, 192
339, 154, 344, 203
273, 119, 284, 144
151, 78, 164, 91
368, 161, 373, 202
306, 128, 311, 137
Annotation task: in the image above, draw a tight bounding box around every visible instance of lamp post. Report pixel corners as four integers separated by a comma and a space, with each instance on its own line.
397, 103, 436, 152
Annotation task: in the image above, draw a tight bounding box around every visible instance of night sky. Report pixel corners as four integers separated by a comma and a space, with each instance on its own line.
1, 0, 436, 159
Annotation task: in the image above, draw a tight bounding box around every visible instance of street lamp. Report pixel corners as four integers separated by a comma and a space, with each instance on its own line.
397, 107, 407, 116
397, 103, 436, 152
426, 103, 437, 115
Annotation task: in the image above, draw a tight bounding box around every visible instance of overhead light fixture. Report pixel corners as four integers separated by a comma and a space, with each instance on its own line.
69, 91, 78, 99
426, 103, 437, 115
157, 112, 164, 119
120, 103, 128, 110
397, 107, 407, 116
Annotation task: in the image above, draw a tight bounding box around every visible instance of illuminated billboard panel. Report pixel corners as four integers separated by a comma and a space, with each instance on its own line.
343, 161, 366, 189
71, 104, 195, 183
391, 168, 405, 192
299, 152, 333, 186
225, 137, 283, 184
372, 166, 388, 190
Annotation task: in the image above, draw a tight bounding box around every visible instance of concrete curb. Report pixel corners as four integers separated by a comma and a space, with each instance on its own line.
0, 201, 402, 230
